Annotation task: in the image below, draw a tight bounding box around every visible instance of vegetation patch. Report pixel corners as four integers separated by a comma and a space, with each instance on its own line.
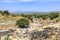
16, 18, 29, 28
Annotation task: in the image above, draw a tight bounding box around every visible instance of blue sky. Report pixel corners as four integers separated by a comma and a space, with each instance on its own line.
0, 0, 60, 12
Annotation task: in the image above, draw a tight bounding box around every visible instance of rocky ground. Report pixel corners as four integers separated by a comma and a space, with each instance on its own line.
0, 18, 60, 40
0, 22, 60, 40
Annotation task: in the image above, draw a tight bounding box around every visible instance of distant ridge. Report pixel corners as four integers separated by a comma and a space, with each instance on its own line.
10, 11, 48, 14
10, 11, 60, 14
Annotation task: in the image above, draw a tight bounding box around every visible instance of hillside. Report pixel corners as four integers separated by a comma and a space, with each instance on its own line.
0, 12, 60, 40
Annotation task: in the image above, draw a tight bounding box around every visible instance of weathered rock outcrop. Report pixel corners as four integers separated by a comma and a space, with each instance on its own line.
15, 28, 31, 40
30, 27, 56, 40
1, 27, 60, 40
14, 27, 57, 40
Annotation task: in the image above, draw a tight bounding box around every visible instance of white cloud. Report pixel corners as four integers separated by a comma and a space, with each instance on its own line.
2, 0, 60, 3
2, 0, 36, 3
19, 0, 36, 2
37, 0, 60, 3
2, 0, 13, 3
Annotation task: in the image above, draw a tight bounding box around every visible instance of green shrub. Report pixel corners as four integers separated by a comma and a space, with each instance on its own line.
49, 12, 59, 19
25, 15, 33, 20
3, 10, 10, 16
16, 18, 29, 28
34, 14, 49, 20
4, 36, 11, 40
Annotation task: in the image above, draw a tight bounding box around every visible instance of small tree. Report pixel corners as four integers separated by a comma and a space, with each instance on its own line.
16, 18, 29, 28
3, 10, 10, 16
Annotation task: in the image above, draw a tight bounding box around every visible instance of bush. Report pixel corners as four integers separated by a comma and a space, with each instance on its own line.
49, 12, 59, 19
16, 18, 29, 28
34, 14, 49, 20
3, 10, 10, 16
25, 15, 33, 20
4, 36, 11, 40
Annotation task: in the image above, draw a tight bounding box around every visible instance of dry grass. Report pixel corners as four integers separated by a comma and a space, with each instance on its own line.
0, 15, 24, 30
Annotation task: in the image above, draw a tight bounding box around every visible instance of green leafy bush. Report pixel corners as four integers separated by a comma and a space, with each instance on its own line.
16, 18, 29, 28
3, 10, 10, 16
